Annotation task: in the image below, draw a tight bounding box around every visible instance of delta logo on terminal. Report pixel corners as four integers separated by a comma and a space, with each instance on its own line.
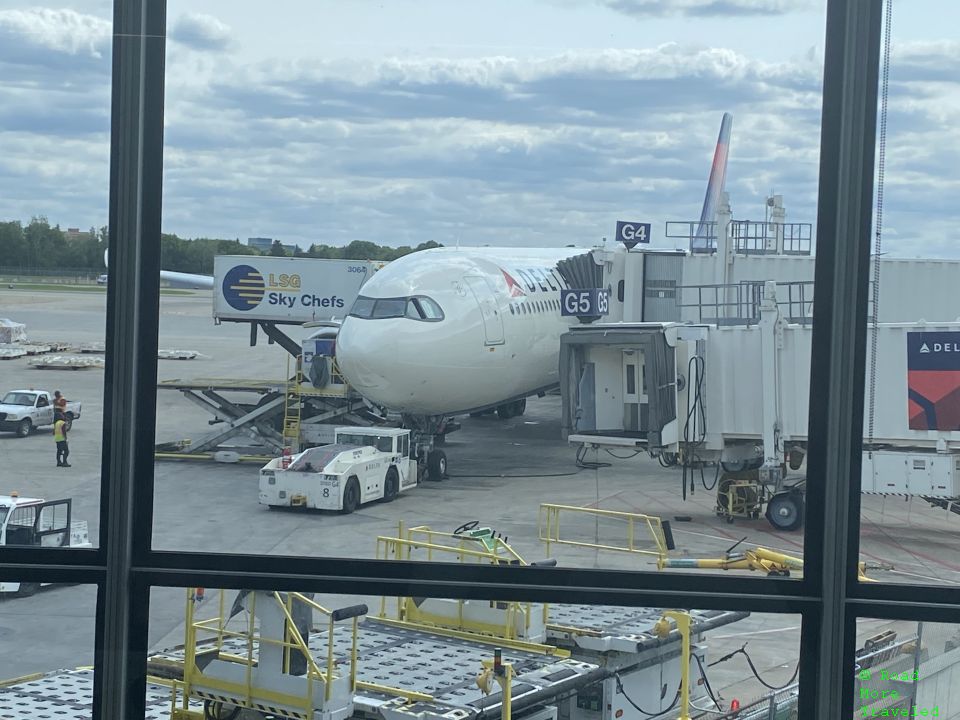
222, 264, 345, 313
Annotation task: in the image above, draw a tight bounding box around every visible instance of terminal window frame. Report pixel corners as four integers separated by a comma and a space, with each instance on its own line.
349, 295, 444, 322
15, 3, 960, 719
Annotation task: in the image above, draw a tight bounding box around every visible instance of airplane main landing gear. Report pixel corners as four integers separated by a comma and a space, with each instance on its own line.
496, 399, 526, 419
426, 449, 447, 482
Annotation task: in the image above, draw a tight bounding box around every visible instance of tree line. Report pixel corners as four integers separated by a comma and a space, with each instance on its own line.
0, 217, 443, 274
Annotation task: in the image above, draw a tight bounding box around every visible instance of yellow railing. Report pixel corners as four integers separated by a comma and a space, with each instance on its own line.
375, 523, 558, 648
178, 589, 359, 718
538, 503, 671, 559
282, 355, 303, 452
376, 523, 526, 566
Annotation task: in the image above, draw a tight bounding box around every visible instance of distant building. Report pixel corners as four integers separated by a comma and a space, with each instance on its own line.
247, 237, 274, 251
65, 228, 94, 242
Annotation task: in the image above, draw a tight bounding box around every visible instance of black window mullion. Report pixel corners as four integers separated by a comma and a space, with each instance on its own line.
95, 0, 166, 717
804, 0, 884, 718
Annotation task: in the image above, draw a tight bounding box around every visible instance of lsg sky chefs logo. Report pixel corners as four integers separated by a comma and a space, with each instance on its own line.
222, 264, 266, 311
222, 264, 344, 313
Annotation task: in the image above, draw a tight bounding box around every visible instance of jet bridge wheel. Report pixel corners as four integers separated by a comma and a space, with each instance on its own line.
766, 492, 805, 531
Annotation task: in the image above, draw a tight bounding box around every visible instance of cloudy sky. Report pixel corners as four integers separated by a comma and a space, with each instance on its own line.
1, 0, 958, 256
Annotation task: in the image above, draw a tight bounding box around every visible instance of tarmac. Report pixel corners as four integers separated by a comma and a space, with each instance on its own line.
0, 287, 956, 711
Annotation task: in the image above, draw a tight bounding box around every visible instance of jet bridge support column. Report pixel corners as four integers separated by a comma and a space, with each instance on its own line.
759, 281, 784, 488
714, 193, 734, 311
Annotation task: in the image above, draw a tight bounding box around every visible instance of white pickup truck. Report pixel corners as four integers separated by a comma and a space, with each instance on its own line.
0, 494, 91, 595
0, 389, 82, 437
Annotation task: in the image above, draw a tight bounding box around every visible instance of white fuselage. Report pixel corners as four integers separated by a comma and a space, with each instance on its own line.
336, 247, 588, 415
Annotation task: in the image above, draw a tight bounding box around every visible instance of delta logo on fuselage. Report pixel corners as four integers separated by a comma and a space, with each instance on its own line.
222, 264, 345, 313
500, 267, 566, 297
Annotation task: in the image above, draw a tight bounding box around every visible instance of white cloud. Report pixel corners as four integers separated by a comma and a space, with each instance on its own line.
0, 8, 110, 59
170, 13, 231, 52
0, 5, 958, 257
602, 0, 817, 18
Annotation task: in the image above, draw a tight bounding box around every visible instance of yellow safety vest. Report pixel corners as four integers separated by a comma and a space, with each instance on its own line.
54, 420, 66, 442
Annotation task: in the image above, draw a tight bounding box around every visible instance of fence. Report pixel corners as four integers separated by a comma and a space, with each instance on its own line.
0, 266, 101, 284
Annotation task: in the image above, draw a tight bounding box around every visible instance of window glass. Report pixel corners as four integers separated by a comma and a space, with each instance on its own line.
144, 0, 841, 584
851, 618, 960, 719
349, 296, 376, 318
0, 4, 110, 547
0, 584, 96, 685
853, 0, 960, 586
405, 298, 425, 320
419, 296, 444, 320
147, 585, 800, 720
372, 298, 407, 319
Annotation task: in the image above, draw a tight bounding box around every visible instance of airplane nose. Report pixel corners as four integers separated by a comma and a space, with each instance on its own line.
335, 321, 398, 399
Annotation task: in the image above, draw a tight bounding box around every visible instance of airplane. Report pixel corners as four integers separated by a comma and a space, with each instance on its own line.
335, 113, 734, 480
335, 245, 596, 479
103, 249, 214, 289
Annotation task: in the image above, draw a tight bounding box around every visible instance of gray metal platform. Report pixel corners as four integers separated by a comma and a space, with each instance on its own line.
151, 617, 602, 720
0, 668, 202, 720
547, 605, 747, 638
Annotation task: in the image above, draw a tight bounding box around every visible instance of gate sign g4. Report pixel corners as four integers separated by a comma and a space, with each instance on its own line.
561, 289, 610, 317
616, 221, 651, 249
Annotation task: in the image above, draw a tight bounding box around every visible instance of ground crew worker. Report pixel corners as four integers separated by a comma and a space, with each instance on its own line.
54, 412, 70, 467
53, 390, 67, 414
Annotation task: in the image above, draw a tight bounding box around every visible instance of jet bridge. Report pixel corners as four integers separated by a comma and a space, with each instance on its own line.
561, 282, 960, 529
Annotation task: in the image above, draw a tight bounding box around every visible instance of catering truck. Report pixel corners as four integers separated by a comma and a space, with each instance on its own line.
0, 389, 82, 437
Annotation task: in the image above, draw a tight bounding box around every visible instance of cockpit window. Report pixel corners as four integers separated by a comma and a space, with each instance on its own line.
349, 295, 444, 322
349, 296, 376, 318
372, 298, 407, 318
418, 297, 444, 319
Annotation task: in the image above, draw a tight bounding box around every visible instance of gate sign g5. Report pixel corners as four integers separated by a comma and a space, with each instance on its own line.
561, 289, 610, 317
616, 221, 651, 249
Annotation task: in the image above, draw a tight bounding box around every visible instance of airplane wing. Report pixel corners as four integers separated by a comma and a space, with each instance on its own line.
103, 249, 215, 290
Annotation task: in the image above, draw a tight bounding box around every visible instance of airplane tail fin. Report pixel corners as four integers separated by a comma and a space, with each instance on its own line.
692, 112, 733, 251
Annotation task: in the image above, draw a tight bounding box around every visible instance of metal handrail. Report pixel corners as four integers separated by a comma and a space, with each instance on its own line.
181, 588, 361, 717
538, 503, 671, 559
